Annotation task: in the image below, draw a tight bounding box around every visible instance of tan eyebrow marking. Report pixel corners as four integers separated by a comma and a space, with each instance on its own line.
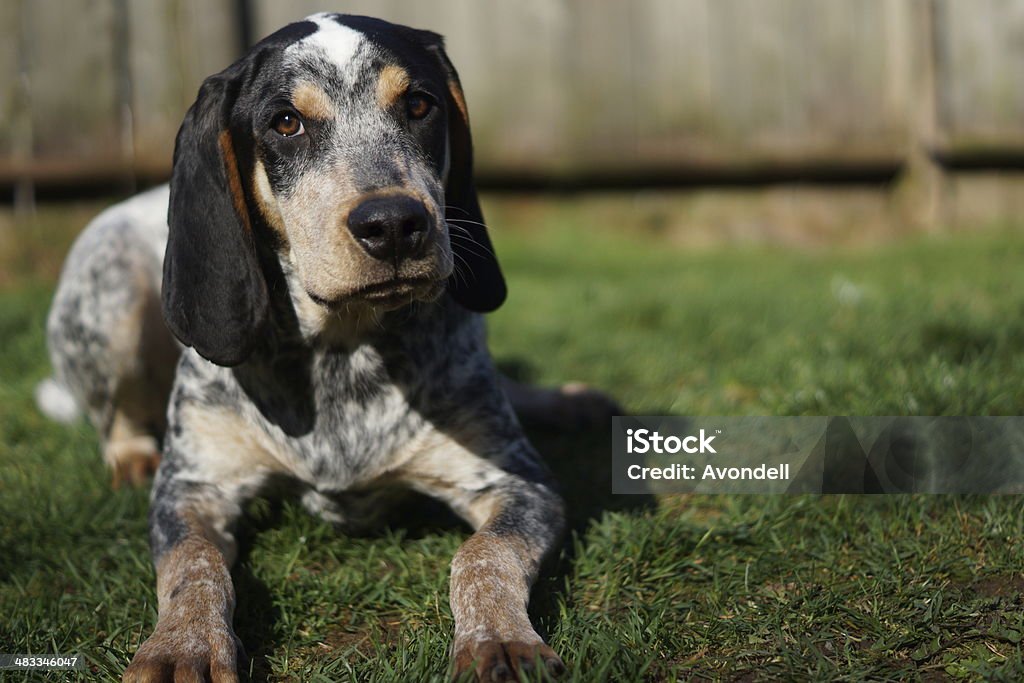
292, 81, 336, 120
376, 64, 410, 109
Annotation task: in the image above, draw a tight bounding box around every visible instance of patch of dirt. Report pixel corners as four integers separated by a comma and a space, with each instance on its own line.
971, 574, 1024, 601
322, 615, 405, 655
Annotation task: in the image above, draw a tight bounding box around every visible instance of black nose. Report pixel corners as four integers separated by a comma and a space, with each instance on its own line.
346, 195, 430, 262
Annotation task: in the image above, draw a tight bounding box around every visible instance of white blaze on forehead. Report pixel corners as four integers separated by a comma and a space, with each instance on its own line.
285, 13, 364, 72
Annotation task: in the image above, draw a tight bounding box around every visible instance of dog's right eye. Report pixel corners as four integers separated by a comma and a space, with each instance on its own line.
271, 111, 304, 137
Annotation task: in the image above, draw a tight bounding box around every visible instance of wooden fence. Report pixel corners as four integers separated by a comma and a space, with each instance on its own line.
2, 0, 1023, 193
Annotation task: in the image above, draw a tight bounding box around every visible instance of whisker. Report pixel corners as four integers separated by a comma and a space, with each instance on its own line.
450, 241, 494, 262
448, 231, 492, 255
447, 223, 479, 241
443, 204, 475, 217
446, 223, 496, 259
445, 216, 491, 229
451, 252, 471, 288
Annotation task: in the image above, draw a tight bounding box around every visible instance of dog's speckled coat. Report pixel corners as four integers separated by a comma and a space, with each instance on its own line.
42, 13, 587, 682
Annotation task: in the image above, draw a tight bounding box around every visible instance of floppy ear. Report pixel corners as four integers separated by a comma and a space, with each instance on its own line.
423, 37, 507, 312
162, 69, 268, 366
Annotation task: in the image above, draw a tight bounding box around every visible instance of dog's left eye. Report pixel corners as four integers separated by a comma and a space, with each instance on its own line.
406, 93, 433, 120
271, 111, 304, 137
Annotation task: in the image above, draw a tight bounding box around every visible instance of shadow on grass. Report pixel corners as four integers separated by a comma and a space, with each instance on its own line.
492, 358, 660, 645
920, 317, 1024, 363
233, 560, 280, 683
518, 410, 659, 643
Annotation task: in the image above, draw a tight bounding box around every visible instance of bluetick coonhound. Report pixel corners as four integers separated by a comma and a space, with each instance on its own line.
40, 13, 616, 682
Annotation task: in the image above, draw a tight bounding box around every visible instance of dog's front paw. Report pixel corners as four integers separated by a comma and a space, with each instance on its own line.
452, 637, 564, 681
123, 615, 241, 683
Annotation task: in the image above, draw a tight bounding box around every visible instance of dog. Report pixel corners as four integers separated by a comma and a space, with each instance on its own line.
39, 13, 617, 681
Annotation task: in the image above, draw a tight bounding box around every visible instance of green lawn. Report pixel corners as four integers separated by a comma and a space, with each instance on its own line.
2, 197, 1024, 681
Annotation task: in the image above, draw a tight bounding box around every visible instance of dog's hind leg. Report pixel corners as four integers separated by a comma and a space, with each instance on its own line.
103, 286, 179, 488
500, 375, 624, 430
44, 216, 178, 487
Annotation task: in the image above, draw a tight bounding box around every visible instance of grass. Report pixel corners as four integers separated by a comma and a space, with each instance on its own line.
2, 194, 1024, 681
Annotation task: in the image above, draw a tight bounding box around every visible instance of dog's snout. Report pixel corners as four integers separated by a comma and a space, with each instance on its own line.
347, 196, 430, 262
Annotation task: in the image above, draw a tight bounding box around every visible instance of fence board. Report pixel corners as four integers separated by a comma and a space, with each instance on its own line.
940, 0, 1024, 148
254, 0, 912, 172
25, 0, 121, 163
0, 2, 20, 162
128, 0, 237, 172
1, 0, 1023, 185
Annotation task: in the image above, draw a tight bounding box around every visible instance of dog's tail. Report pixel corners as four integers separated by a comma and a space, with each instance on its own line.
34, 377, 82, 424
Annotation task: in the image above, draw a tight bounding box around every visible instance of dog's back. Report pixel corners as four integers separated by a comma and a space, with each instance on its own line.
40, 185, 178, 486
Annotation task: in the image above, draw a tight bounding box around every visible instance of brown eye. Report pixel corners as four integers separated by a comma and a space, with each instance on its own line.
272, 111, 304, 137
407, 93, 432, 120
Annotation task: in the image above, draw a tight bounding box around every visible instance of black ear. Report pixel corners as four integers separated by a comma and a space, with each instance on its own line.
162, 68, 268, 366
423, 37, 507, 312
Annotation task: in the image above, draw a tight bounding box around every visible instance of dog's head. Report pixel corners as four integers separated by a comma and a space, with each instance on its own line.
162, 13, 505, 366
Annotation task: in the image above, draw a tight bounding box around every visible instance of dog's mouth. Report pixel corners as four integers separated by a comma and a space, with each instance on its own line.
307, 277, 444, 311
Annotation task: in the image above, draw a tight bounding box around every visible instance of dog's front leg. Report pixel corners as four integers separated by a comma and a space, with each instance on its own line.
400, 436, 566, 681
450, 498, 566, 681
122, 471, 244, 683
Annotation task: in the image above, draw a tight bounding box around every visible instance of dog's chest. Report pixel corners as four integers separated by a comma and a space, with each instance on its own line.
174, 304, 487, 492
306, 345, 427, 483
238, 338, 441, 489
